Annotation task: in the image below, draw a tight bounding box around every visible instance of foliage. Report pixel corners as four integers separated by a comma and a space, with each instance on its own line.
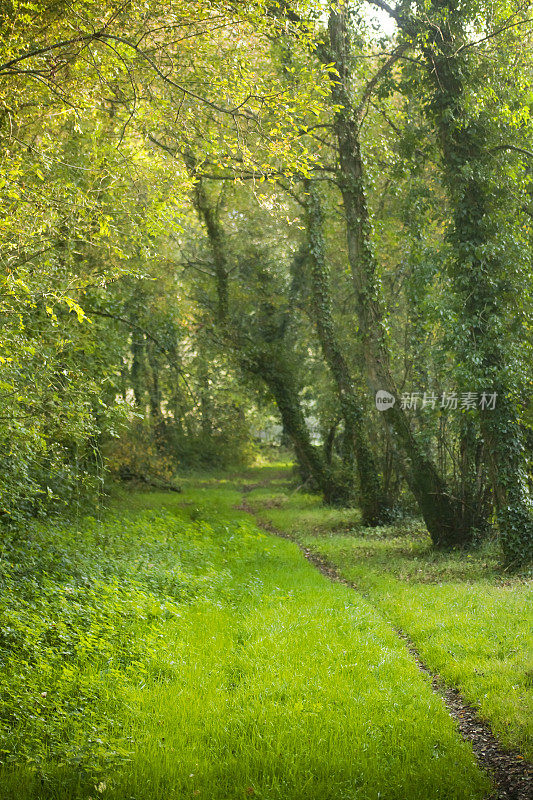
0, 495, 251, 786
104, 420, 175, 482
1, 0, 532, 561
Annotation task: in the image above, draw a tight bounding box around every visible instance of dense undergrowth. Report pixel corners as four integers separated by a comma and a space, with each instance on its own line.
245, 466, 533, 760
0, 505, 234, 782
0, 471, 491, 799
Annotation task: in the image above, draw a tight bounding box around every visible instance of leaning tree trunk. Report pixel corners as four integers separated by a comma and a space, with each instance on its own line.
185, 160, 347, 505
324, 8, 472, 546
251, 349, 345, 505
183, 150, 229, 323
304, 180, 387, 524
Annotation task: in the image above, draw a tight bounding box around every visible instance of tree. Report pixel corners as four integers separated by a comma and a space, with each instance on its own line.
303, 179, 388, 522
367, 0, 533, 563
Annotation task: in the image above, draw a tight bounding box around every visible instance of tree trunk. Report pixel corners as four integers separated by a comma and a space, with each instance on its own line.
325, 8, 472, 546
324, 418, 340, 466
186, 163, 348, 506
146, 342, 166, 445
197, 357, 212, 439
304, 179, 386, 524
417, 4, 533, 564
183, 151, 229, 323
252, 350, 344, 504
130, 335, 145, 409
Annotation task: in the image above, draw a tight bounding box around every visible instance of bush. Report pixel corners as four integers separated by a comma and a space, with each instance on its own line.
104, 421, 175, 483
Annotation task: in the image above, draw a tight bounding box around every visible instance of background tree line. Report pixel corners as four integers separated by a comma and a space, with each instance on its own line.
1, 0, 532, 564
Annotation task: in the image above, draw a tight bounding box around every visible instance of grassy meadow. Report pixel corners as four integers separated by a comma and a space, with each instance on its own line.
0, 468, 496, 799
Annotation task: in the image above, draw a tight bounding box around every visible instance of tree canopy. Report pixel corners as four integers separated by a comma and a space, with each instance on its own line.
1, 0, 532, 564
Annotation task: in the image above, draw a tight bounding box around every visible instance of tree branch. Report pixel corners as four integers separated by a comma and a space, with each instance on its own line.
356, 42, 410, 123
490, 144, 533, 160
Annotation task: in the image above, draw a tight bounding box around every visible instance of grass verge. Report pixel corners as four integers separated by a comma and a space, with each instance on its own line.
244, 465, 533, 760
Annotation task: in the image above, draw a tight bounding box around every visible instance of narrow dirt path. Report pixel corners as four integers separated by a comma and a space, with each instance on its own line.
237, 494, 533, 800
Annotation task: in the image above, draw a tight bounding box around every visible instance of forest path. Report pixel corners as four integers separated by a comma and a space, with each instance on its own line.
236, 473, 532, 800
1, 471, 501, 800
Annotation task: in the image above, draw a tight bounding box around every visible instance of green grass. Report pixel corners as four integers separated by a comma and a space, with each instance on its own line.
246, 467, 533, 760
0, 474, 492, 799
